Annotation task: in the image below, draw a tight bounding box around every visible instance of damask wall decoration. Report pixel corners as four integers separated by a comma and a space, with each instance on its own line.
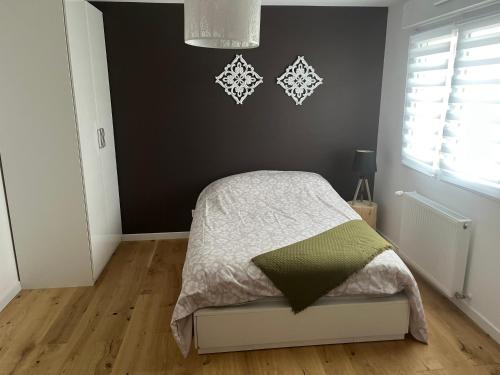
215, 55, 263, 104
277, 56, 323, 105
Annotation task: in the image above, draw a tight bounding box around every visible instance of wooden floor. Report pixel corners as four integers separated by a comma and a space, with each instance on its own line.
0, 240, 499, 375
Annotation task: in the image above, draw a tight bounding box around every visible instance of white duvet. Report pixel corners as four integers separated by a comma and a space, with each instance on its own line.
171, 171, 428, 357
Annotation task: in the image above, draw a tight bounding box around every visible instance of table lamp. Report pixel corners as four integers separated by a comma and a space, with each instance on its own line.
352, 149, 377, 202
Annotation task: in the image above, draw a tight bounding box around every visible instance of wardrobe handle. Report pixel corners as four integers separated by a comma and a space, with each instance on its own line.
97, 128, 103, 149
97, 128, 106, 149
101, 128, 106, 148
97, 128, 102, 149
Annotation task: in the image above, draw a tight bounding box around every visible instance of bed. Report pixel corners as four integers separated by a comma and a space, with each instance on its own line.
171, 170, 428, 356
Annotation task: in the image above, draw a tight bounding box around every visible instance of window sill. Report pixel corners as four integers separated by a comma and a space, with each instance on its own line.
401, 157, 436, 177
401, 160, 500, 203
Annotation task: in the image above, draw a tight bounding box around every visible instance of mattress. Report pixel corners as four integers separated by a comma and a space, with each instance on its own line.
171, 171, 428, 357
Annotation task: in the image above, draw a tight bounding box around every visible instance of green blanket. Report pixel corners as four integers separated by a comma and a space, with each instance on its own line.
252, 220, 391, 313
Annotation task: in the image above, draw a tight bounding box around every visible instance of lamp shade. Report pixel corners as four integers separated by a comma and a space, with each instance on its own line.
184, 0, 261, 49
352, 150, 377, 175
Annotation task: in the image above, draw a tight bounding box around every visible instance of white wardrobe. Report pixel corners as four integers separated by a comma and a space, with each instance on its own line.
0, 0, 121, 288
65, 0, 122, 279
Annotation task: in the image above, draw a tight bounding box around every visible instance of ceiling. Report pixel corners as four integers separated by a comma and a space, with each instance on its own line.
91, 0, 402, 6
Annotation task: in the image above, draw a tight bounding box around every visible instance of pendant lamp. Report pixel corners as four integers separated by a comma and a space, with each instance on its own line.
184, 0, 261, 49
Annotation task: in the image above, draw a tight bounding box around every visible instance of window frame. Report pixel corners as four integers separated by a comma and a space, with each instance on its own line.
401, 13, 500, 201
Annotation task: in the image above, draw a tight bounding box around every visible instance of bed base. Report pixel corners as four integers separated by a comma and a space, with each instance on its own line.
194, 293, 410, 354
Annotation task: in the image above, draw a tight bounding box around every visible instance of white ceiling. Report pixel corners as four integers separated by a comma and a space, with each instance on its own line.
91, 0, 402, 6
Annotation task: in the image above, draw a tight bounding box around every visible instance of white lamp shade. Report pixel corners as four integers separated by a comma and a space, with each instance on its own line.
184, 0, 261, 49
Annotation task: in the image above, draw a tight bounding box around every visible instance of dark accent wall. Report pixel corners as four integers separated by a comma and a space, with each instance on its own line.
92, 3, 388, 233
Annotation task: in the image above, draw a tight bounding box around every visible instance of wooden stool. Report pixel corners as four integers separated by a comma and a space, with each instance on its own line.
348, 200, 378, 229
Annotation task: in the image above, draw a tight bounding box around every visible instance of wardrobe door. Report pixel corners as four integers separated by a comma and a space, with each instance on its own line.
65, 0, 107, 278
86, 3, 122, 270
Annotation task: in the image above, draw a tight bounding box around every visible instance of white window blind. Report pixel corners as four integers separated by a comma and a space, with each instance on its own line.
402, 26, 458, 175
402, 15, 500, 199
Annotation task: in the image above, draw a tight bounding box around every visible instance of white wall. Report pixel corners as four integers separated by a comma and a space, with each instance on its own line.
375, 1, 500, 343
0, 163, 20, 311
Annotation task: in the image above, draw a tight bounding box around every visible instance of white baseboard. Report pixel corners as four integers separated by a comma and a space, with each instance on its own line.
121, 231, 190, 241
453, 298, 500, 344
0, 281, 21, 312
378, 229, 500, 345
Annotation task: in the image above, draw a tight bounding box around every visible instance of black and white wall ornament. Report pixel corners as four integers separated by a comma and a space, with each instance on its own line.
277, 56, 323, 105
215, 54, 263, 104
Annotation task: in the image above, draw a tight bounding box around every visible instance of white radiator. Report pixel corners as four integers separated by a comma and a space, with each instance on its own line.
399, 192, 471, 299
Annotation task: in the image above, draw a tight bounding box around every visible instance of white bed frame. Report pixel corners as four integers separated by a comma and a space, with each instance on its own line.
194, 293, 410, 354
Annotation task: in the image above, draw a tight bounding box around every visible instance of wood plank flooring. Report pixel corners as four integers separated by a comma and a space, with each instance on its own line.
0, 239, 499, 374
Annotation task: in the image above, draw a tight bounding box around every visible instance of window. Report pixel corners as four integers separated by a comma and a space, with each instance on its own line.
402, 15, 500, 199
